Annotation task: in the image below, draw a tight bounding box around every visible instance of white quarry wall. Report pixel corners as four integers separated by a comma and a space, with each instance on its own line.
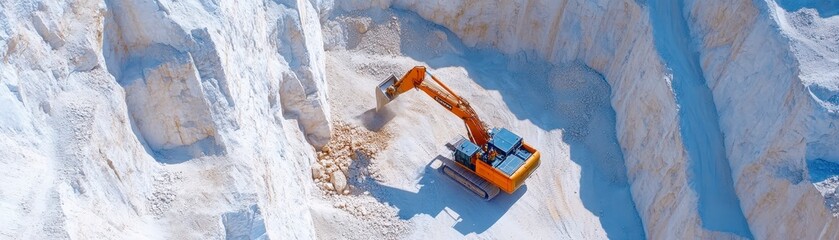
685, 0, 839, 238
0, 0, 160, 237
0, 0, 329, 238
120, 45, 224, 156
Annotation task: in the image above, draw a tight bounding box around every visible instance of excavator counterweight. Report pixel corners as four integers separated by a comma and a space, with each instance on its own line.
375, 66, 541, 200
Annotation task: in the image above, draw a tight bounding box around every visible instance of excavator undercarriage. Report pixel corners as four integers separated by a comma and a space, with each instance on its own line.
444, 139, 502, 200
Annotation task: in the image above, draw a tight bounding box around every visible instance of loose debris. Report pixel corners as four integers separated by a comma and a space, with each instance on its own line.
312, 121, 390, 195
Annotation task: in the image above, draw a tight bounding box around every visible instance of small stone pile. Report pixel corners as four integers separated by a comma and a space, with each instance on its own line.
312, 121, 390, 195
147, 171, 182, 218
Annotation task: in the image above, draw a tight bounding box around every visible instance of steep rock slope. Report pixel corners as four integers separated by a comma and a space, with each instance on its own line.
649, 0, 752, 237
0, 0, 330, 238
685, 0, 839, 238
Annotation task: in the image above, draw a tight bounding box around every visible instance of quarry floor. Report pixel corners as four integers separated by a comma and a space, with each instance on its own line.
306, 9, 645, 239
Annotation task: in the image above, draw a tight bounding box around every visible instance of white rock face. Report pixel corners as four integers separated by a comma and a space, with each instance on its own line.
0, 0, 329, 238
121, 45, 223, 157
684, 0, 839, 238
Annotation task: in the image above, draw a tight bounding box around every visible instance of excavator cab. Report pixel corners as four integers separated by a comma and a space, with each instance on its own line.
452, 138, 480, 170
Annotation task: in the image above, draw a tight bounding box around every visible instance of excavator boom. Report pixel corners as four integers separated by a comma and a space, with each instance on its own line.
376, 66, 491, 145
375, 66, 541, 200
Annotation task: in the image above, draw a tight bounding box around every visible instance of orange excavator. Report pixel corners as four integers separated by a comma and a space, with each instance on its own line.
376, 66, 541, 200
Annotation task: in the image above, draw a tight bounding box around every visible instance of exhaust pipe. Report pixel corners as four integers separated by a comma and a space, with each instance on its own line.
376, 75, 398, 111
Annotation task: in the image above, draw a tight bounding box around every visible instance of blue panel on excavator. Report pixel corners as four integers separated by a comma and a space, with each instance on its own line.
496, 153, 526, 176
515, 148, 533, 160
489, 128, 522, 155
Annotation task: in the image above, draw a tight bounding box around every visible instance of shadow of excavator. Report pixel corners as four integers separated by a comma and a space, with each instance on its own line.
352, 154, 526, 235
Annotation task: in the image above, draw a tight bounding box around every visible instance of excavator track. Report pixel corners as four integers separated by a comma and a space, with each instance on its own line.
440, 160, 500, 201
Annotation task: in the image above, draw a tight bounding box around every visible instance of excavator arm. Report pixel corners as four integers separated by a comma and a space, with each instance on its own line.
376, 66, 491, 146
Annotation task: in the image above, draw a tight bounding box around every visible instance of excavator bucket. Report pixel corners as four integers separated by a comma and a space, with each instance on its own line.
376, 75, 398, 111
